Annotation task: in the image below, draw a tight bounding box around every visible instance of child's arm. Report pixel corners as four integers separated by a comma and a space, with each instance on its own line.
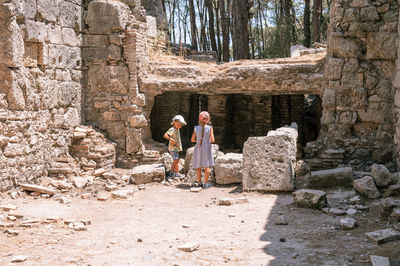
210, 127, 215, 143
191, 130, 196, 143
164, 132, 175, 145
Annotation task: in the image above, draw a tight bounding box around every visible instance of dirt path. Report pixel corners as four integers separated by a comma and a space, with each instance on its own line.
0, 184, 399, 265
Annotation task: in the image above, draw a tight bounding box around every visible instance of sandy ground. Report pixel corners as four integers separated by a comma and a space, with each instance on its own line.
1, 183, 399, 266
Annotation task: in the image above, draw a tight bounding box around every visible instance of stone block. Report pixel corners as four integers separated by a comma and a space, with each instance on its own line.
62, 28, 81, 47
47, 25, 62, 44
23, 43, 38, 67
366, 228, 400, 244
353, 176, 381, 199
367, 32, 397, 60
82, 46, 122, 65
37, 0, 60, 23
243, 125, 297, 191
326, 57, 344, 81
129, 114, 148, 127
7, 81, 26, 110
371, 164, 391, 188
86, 1, 130, 34
130, 164, 165, 184
82, 35, 109, 47
340, 217, 358, 230
292, 189, 327, 209
24, 0, 37, 20
87, 65, 129, 94
329, 36, 361, 58
22, 20, 47, 42
59, 1, 81, 29
350, 0, 370, 7
126, 128, 142, 154
146, 16, 157, 37
59, 81, 80, 107
370, 255, 390, 266
308, 167, 353, 188
215, 153, 243, 185
360, 6, 380, 21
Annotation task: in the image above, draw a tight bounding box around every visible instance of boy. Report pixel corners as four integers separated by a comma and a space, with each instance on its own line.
164, 115, 186, 179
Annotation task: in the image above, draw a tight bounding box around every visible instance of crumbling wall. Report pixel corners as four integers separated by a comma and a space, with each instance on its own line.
305, 0, 399, 171
83, 0, 154, 168
0, 0, 83, 191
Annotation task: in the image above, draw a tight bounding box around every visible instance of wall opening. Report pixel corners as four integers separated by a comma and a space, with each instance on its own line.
150, 92, 322, 156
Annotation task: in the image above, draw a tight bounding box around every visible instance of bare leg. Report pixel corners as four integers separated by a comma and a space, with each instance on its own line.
196, 168, 202, 183
204, 168, 210, 183
173, 159, 179, 173
171, 160, 178, 174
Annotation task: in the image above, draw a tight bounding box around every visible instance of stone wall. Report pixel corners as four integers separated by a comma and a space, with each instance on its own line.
0, 0, 82, 191
305, 0, 399, 171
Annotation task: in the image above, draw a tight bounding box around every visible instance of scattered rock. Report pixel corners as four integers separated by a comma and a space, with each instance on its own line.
7, 216, 17, 221
292, 189, 327, 210
346, 208, 357, 215
94, 168, 107, 177
81, 193, 91, 199
308, 167, 353, 188
97, 195, 109, 201
353, 176, 381, 199
178, 242, 200, 252
60, 196, 72, 204
323, 208, 346, 216
190, 187, 202, 193
81, 219, 91, 225
105, 184, 118, 192
235, 197, 249, 204
371, 164, 391, 188
0, 222, 14, 228
370, 255, 390, 266
69, 222, 87, 231
182, 224, 190, 228
10, 192, 18, 199
340, 218, 358, 230
103, 172, 119, 180
366, 228, 400, 244
0, 204, 18, 211
137, 184, 146, 190
218, 198, 234, 206
73, 177, 88, 188
274, 214, 288, 225
11, 255, 27, 263
349, 195, 362, 205
137, 238, 143, 242
383, 184, 400, 197
279, 237, 286, 242
228, 214, 236, 217
130, 164, 165, 184
4, 229, 19, 235
111, 190, 133, 199
20, 183, 56, 195
388, 208, 400, 223
380, 198, 400, 218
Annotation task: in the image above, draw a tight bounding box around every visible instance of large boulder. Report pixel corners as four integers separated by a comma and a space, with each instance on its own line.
371, 164, 391, 188
292, 189, 327, 210
308, 167, 353, 188
353, 176, 381, 199
242, 125, 297, 191
215, 153, 243, 185
130, 164, 165, 184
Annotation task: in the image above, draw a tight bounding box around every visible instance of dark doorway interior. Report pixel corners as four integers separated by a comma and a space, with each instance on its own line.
150, 92, 322, 156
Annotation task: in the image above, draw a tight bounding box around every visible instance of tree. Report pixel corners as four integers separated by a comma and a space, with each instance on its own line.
303, 0, 311, 47
219, 0, 230, 62
312, 0, 322, 43
189, 0, 199, 50
232, 0, 250, 60
206, 0, 217, 52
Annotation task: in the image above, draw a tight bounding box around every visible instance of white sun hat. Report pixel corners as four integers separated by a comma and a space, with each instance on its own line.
171, 115, 187, 125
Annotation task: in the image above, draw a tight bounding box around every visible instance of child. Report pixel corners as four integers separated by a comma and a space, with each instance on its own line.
164, 115, 186, 179
191, 111, 215, 189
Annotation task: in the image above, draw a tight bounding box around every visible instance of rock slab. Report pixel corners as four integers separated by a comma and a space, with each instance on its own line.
178, 242, 200, 252
366, 228, 400, 244
353, 176, 381, 199
130, 164, 165, 184
292, 189, 327, 209
215, 153, 243, 184
243, 125, 297, 191
371, 164, 391, 188
308, 167, 353, 188
20, 183, 56, 195
370, 255, 390, 266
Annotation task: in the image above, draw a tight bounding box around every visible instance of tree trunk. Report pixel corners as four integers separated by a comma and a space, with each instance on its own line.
303, 0, 311, 47
312, 0, 322, 43
231, 0, 249, 60
215, 0, 222, 61
189, 0, 198, 50
219, 0, 230, 62
206, 0, 217, 52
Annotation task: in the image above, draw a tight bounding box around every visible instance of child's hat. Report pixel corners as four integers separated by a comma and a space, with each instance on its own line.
199, 111, 210, 123
171, 115, 187, 125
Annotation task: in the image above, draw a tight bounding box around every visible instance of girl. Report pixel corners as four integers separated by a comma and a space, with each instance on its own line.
191, 111, 215, 189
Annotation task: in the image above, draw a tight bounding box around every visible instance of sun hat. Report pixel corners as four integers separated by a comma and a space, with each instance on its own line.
171, 115, 187, 125
199, 111, 210, 123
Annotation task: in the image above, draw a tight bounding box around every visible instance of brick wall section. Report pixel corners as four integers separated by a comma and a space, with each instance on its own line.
0, 0, 82, 191
305, 0, 399, 171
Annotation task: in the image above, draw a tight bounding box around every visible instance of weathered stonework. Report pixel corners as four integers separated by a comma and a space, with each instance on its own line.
0, 0, 82, 191
305, 0, 400, 171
